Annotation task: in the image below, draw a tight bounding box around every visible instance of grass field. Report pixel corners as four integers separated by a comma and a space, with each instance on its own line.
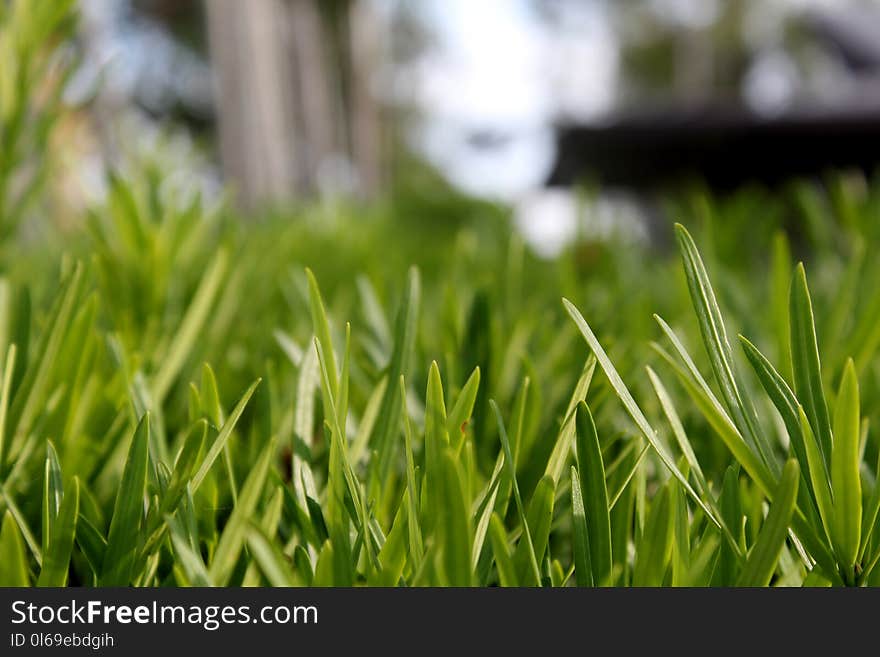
1, 1, 879, 587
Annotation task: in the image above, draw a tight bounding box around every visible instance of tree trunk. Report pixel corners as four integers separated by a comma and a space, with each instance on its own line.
206, 0, 384, 209
206, 0, 301, 209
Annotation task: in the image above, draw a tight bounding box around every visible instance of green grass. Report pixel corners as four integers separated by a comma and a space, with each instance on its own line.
1, 0, 880, 587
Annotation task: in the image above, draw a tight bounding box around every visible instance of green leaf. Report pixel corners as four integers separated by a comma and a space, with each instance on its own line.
737, 459, 800, 586
293, 545, 314, 586
371, 267, 420, 486
75, 515, 107, 581
491, 400, 541, 586
0, 510, 30, 585
739, 336, 808, 484
0, 343, 16, 476
153, 250, 227, 402
140, 419, 209, 558
292, 339, 320, 502
7, 263, 83, 451
652, 328, 775, 498
514, 474, 555, 586
716, 466, 744, 586
314, 337, 374, 565
570, 467, 593, 586
191, 379, 260, 492
799, 406, 833, 543
37, 476, 79, 586
168, 514, 212, 586
200, 363, 224, 428
790, 263, 833, 466
830, 359, 861, 571
399, 376, 423, 564
575, 401, 612, 586
305, 267, 338, 409
245, 523, 296, 586
674, 223, 776, 472
646, 366, 706, 486
447, 366, 481, 452
41, 441, 63, 555
437, 450, 472, 586
101, 414, 150, 585
163, 419, 208, 516
209, 436, 276, 586
371, 495, 409, 586
471, 475, 500, 571
0, 484, 41, 564
860, 444, 880, 563
682, 532, 721, 587
488, 513, 517, 587
312, 540, 336, 586
423, 361, 449, 524
544, 356, 595, 484
563, 299, 715, 521
633, 482, 676, 586
356, 275, 392, 354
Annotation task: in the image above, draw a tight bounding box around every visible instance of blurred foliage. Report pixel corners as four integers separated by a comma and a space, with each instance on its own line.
0, 1, 879, 587
0, 0, 76, 248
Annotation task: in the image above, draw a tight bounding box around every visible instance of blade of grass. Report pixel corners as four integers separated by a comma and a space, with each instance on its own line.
447, 366, 481, 452
544, 356, 595, 484
674, 223, 776, 472
422, 361, 449, 527
491, 399, 541, 586
41, 441, 62, 555
570, 466, 593, 586
0, 484, 41, 565
209, 436, 276, 586
191, 379, 260, 492
293, 545, 314, 586
607, 443, 650, 511
305, 268, 338, 406
830, 359, 861, 574
471, 475, 500, 571
101, 414, 150, 585
292, 339, 319, 501
738, 336, 809, 483
370, 267, 420, 486
371, 495, 409, 586
0, 510, 30, 585
168, 515, 213, 586
399, 376, 423, 564
488, 513, 517, 587
799, 406, 833, 544
859, 445, 880, 562
790, 263, 833, 467
37, 476, 79, 586
7, 263, 83, 455
651, 329, 775, 497
514, 474, 555, 586
75, 515, 106, 581
563, 299, 716, 522
633, 482, 676, 586
437, 450, 472, 586
737, 459, 799, 586
0, 343, 15, 478
575, 402, 612, 586
245, 523, 296, 586
153, 249, 227, 402
646, 366, 706, 486
314, 337, 376, 567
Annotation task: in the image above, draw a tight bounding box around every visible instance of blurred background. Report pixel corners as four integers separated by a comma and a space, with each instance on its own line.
45, 0, 880, 254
